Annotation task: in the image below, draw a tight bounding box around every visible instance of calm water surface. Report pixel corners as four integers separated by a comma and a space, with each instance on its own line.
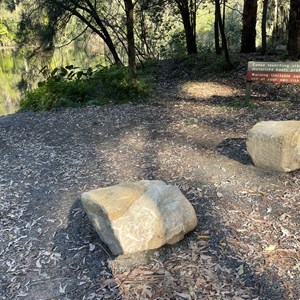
0, 45, 104, 116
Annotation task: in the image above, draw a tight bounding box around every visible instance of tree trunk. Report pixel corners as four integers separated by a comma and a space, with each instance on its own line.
214, 3, 221, 55
101, 29, 123, 65
190, 0, 197, 46
261, 0, 269, 54
139, 9, 149, 57
124, 0, 137, 85
288, 0, 300, 59
176, 0, 197, 54
221, 0, 226, 50
241, 0, 258, 53
216, 0, 232, 68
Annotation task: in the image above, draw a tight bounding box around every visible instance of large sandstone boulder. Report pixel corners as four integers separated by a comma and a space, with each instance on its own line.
81, 180, 198, 255
246, 121, 300, 172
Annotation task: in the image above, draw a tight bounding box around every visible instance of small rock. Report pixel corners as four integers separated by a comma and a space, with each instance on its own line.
81, 180, 198, 255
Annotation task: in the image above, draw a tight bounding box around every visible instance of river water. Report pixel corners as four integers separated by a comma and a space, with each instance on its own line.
0, 44, 105, 116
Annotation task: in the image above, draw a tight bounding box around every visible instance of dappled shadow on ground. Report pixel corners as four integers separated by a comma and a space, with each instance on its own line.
58, 59, 300, 298
76, 109, 292, 298
95, 86, 300, 298
108, 174, 288, 299
1, 69, 300, 299
52, 199, 121, 299
217, 138, 252, 165
157, 53, 300, 106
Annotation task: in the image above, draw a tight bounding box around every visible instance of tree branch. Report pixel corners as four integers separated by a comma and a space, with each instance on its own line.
225, 3, 243, 15
55, 25, 89, 48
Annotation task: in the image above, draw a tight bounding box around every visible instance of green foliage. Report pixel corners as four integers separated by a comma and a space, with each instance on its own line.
20, 79, 93, 110
0, 1, 20, 46
160, 31, 187, 58
0, 18, 15, 45
0, 23, 9, 36
19, 65, 152, 111
138, 58, 159, 79
225, 9, 242, 51
0, 54, 14, 72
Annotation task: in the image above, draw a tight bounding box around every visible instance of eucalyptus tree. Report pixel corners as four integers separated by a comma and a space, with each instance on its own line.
19, 0, 184, 83
214, 0, 232, 68
173, 0, 202, 54
124, 0, 137, 84
240, 0, 258, 52
135, 0, 179, 59
18, 0, 122, 64
261, 0, 269, 53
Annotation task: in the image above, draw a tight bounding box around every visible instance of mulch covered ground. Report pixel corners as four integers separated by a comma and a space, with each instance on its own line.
1, 58, 300, 300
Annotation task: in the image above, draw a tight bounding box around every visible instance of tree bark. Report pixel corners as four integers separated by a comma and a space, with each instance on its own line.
214, 3, 221, 55
215, 0, 232, 68
288, 0, 300, 59
221, 0, 226, 50
261, 0, 269, 54
241, 0, 258, 53
124, 0, 137, 85
175, 0, 197, 54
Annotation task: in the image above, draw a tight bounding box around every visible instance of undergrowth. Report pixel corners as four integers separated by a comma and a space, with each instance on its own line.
160, 52, 237, 81
20, 64, 153, 111
20, 52, 243, 111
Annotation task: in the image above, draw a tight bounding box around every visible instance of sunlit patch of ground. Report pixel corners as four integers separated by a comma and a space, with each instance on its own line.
180, 82, 237, 99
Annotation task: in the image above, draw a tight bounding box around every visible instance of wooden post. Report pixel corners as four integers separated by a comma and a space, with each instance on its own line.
245, 81, 252, 103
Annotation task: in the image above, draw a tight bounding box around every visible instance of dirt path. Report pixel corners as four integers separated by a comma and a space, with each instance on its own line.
1, 67, 300, 299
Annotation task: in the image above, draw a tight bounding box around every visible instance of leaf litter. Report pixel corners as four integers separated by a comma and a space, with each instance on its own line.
1, 56, 300, 299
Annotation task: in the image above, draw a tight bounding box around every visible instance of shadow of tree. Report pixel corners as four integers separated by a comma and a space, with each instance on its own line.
67, 97, 295, 298
52, 198, 121, 299
217, 137, 252, 165
2, 69, 299, 299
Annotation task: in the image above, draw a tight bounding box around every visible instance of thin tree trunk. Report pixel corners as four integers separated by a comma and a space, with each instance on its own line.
140, 10, 149, 56
190, 0, 197, 40
288, 0, 300, 59
261, 0, 269, 54
214, 2, 221, 54
216, 0, 232, 68
241, 0, 258, 53
124, 0, 137, 85
222, 0, 226, 50
176, 0, 197, 54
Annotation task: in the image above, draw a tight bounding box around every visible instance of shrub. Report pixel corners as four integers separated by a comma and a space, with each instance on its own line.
20, 65, 152, 111
160, 31, 187, 58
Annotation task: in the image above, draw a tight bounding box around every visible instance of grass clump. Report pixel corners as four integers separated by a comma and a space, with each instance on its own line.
20, 65, 152, 111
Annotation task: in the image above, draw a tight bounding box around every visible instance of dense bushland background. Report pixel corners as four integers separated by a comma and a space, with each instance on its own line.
0, 0, 298, 111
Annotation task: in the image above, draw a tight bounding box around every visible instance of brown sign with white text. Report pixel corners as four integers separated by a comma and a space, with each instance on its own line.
246, 61, 300, 83
246, 71, 300, 83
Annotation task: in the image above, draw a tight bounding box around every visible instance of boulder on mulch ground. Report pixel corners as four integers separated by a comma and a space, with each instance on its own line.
81, 180, 198, 255
246, 120, 300, 172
